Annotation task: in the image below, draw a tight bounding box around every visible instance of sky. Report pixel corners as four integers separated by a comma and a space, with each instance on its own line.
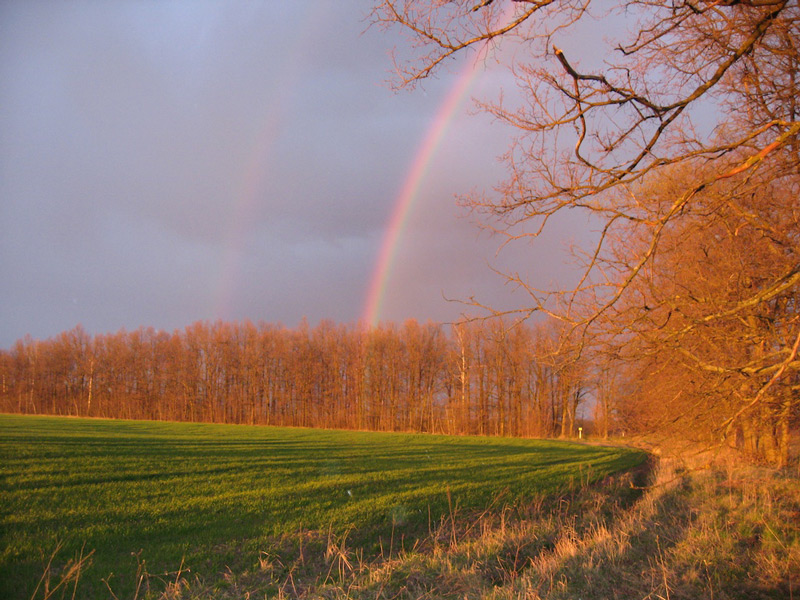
0, 1, 587, 348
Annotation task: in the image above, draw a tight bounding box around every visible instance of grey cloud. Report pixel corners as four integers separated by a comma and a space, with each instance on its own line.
0, 0, 583, 347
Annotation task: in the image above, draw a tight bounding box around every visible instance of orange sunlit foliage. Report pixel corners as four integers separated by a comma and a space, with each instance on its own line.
371, 0, 800, 465
0, 318, 596, 438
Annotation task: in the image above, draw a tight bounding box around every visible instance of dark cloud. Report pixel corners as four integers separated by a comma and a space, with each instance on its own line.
0, 0, 585, 347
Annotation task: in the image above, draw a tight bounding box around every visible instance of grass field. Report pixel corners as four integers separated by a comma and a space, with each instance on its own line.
0, 414, 645, 599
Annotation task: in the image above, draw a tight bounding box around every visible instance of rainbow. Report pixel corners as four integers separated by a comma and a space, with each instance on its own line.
213, 111, 283, 320
362, 50, 497, 328
212, 7, 330, 319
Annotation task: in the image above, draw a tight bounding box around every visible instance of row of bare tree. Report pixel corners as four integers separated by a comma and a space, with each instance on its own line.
0, 318, 597, 438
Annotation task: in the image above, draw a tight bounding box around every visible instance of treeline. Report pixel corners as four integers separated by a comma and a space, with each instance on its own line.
0, 318, 596, 438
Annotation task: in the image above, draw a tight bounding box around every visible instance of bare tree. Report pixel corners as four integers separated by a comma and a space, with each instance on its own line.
372, 0, 800, 462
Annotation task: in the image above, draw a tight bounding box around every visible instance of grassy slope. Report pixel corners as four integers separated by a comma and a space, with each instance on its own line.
0, 414, 644, 599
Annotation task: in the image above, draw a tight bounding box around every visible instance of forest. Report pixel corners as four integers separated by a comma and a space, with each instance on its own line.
0, 319, 596, 440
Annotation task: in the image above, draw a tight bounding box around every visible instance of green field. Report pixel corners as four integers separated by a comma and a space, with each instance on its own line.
0, 414, 645, 599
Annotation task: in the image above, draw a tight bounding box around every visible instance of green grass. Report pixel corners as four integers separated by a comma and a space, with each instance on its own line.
0, 414, 645, 599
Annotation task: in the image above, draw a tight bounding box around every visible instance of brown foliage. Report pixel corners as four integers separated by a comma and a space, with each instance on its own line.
371, 0, 800, 464
0, 318, 593, 439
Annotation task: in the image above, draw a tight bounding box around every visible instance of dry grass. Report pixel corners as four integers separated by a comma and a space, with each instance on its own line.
32, 442, 800, 600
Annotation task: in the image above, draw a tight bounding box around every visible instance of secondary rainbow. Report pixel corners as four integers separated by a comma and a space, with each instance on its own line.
212, 8, 329, 319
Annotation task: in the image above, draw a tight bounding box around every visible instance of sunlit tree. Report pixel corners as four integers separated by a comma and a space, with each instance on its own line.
372, 0, 800, 463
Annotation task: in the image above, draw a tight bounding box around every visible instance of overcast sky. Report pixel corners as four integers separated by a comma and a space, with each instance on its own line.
0, 1, 589, 348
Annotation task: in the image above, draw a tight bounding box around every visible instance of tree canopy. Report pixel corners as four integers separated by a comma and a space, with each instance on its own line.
372, 0, 800, 464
